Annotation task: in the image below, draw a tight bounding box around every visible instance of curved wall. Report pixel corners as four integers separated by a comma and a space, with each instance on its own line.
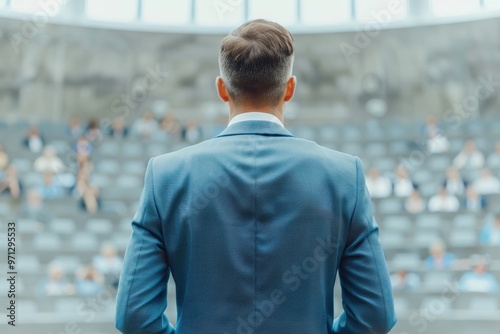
0, 15, 499, 122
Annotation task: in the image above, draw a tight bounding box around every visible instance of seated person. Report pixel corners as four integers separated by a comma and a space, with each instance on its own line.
473, 168, 500, 195
181, 119, 203, 144
453, 139, 485, 170
423, 116, 449, 154
365, 167, 392, 198
443, 166, 467, 196
20, 188, 52, 227
405, 189, 425, 214
393, 164, 416, 197
37, 262, 74, 296
75, 264, 105, 295
108, 117, 129, 139
463, 185, 487, 212
38, 172, 64, 200
390, 269, 421, 291
458, 255, 498, 293
22, 126, 45, 153
0, 164, 22, 200
480, 214, 500, 246
425, 241, 456, 270
34, 146, 64, 174
93, 243, 123, 276
160, 114, 181, 141
132, 112, 158, 140
487, 142, 500, 169
0, 144, 9, 170
428, 186, 460, 212
73, 169, 100, 214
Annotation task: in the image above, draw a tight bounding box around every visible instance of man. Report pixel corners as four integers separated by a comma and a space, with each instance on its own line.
116, 19, 396, 334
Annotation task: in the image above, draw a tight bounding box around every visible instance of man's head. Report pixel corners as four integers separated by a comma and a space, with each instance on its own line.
217, 19, 295, 110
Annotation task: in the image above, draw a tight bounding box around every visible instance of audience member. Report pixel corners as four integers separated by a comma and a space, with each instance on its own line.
405, 189, 425, 214
480, 214, 500, 246
93, 243, 123, 276
108, 117, 129, 139
132, 111, 158, 140
22, 126, 45, 153
425, 241, 456, 270
453, 139, 485, 170
75, 136, 93, 161
0, 144, 9, 170
0, 164, 22, 200
33, 146, 64, 174
38, 172, 64, 200
75, 264, 105, 295
390, 269, 421, 291
458, 255, 498, 293
73, 169, 100, 214
443, 166, 467, 196
86, 118, 102, 143
487, 142, 500, 169
68, 118, 84, 140
20, 188, 52, 227
160, 114, 181, 141
422, 116, 449, 153
393, 164, 415, 197
428, 186, 460, 212
464, 186, 487, 212
181, 119, 203, 144
37, 262, 74, 296
473, 168, 500, 195
365, 167, 392, 198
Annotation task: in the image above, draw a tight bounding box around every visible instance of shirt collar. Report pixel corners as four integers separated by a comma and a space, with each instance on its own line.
228, 112, 284, 128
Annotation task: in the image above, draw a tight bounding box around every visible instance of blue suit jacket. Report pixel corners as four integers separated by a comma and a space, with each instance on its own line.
116, 121, 396, 334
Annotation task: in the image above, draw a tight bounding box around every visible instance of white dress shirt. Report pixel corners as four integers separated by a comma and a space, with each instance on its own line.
228, 112, 284, 127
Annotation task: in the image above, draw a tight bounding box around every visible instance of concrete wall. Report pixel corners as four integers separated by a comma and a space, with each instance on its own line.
0, 16, 499, 123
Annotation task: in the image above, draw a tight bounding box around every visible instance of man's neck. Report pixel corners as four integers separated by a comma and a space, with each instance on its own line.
229, 107, 284, 125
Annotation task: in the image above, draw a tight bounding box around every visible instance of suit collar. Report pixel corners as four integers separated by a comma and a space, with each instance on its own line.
216, 120, 294, 138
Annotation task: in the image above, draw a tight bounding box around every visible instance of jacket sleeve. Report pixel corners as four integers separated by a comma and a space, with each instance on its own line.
115, 158, 175, 334
333, 157, 397, 334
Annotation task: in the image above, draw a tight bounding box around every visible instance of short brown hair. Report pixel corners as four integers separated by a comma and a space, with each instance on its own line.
219, 19, 294, 106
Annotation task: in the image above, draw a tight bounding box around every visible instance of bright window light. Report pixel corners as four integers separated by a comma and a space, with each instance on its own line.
484, 0, 500, 10
86, 0, 137, 22
10, 0, 46, 13
196, 0, 245, 26
248, 0, 297, 26
0, 0, 6, 8
356, 0, 408, 22
142, 0, 192, 25
431, 0, 481, 17
301, 0, 352, 25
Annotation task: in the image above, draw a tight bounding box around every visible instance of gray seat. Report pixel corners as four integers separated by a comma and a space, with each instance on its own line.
33, 233, 62, 250
17, 218, 41, 233
448, 229, 477, 247
50, 218, 76, 234
86, 218, 113, 234
70, 232, 99, 251
17, 255, 41, 274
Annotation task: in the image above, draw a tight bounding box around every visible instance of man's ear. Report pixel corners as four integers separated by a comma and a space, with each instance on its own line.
216, 77, 230, 103
284, 76, 296, 102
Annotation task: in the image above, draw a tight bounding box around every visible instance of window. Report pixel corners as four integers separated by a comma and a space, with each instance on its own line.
141, 0, 192, 25
195, 0, 245, 26
86, 0, 138, 22
430, 0, 481, 17
301, 0, 352, 25
248, 0, 297, 26
484, 0, 500, 10
0, 0, 7, 8
356, 0, 408, 22
10, 0, 45, 13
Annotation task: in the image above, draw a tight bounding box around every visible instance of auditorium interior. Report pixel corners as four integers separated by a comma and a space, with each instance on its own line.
1, 1, 500, 333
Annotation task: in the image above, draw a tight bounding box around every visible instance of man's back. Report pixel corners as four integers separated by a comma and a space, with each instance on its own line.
116, 121, 396, 333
